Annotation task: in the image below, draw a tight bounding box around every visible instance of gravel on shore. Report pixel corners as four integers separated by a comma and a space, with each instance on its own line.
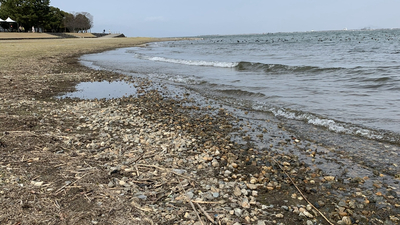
0, 38, 399, 225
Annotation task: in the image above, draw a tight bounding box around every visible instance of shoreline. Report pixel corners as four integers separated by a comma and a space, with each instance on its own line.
0, 38, 399, 224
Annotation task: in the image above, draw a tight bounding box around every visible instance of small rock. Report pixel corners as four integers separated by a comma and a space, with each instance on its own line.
172, 169, 187, 175
234, 186, 242, 196
137, 194, 147, 200
31, 181, 44, 187
212, 192, 220, 198
299, 208, 314, 218
224, 170, 232, 176
276, 213, 284, 218
241, 197, 250, 208
349, 200, 356, 209
186, 192, 194, 199
234, 208, 242, 217
340, 216, 352, 225
257, 221, 266, 225
338, 199, 347, 207
247, 184, 257, 190
324, 176, 335, 181
107, 181, 115, 188
203, 192, 214, 200
212, 160, 220, 167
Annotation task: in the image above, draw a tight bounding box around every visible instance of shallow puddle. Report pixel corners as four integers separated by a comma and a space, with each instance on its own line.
60, 81, 137, 99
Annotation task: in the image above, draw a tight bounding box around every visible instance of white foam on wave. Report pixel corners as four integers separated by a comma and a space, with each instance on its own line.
270, 108, 383, 139
147, 73, 204, 85
135, 54, 238, 68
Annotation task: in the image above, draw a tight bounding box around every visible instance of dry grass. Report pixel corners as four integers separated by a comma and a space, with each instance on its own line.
66, 33, 97, 38
0, 37, 171, 103
0, 37, 158, 72
0, 32, 58, 39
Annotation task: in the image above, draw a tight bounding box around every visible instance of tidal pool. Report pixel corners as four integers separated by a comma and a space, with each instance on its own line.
60, 81, 137, 99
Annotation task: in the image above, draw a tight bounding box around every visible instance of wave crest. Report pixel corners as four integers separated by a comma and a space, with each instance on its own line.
136, 54, 238, 68
235, 61, 342, 74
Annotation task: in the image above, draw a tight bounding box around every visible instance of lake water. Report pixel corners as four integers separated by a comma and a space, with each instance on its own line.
80, 29, 400, 144
71, 29, 400, 194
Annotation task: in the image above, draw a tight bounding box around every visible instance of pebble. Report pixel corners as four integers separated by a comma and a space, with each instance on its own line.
186, 192, 194, 199
212, 159, 220, 167
234, 186, 242, 196
257, 221, 266, 225
234, 208, 242, 217
107, 181, 115, 188
172, 169, 187, 175
31, 181, 44, 187
212, 192, 220, 198
338, 216, 352, 225
224, 170, 232, 176
4, 73, 396, 225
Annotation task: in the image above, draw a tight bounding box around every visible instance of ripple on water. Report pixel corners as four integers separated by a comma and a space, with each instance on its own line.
60, 81, 137, 99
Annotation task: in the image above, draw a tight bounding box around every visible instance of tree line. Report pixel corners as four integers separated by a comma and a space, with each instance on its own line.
0, 0, 93, 32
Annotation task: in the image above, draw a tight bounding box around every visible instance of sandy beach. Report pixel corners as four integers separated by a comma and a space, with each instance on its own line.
0, 36, 399, 225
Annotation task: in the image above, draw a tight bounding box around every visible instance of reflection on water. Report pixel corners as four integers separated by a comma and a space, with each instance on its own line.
60, 81, 137, 99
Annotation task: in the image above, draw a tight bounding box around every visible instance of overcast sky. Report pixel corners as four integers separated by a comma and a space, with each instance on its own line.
50, 0, 400, 37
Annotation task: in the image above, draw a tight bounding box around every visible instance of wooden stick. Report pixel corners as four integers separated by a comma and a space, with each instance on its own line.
192, 200, 225, 204
6, 131, 37, 136
178, 178, 204, 225
272, 157, 334, 225
189, 198, 204, 225
195, 202, 215, 224
54, 173, 89, 195
134, 165, 140, 177
136, 164, 192, 180
84, 193, 92, 202
133, 152, 145, 163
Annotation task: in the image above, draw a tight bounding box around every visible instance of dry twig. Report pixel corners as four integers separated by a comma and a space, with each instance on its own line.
272, 157, 334, 225
192, 200, 225, 204
136, 164, 192, 180
178, 178, 204, 225
195, 202, 215, 224
54, 173, 89, 195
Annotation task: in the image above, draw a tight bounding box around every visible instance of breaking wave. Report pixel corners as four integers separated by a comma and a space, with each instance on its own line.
268, 107, 397, 142
135, 53, 342, 75
135, 53, 238, 68
235, 61, 342, 74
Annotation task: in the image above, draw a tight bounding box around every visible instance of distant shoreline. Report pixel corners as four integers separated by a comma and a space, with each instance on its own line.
0, 32, 125, 40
